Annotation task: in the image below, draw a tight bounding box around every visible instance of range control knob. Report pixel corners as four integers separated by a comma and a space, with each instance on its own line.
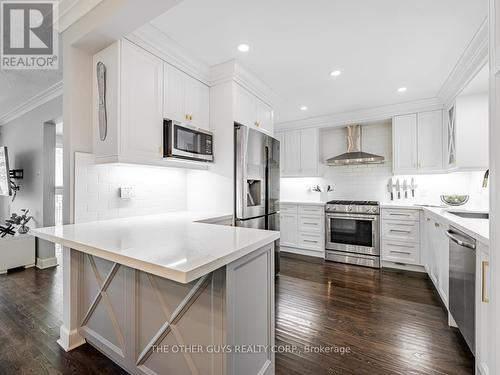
348, 206, 353, 212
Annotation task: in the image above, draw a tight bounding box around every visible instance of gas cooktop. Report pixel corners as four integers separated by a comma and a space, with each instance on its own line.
326, 200, 379, 206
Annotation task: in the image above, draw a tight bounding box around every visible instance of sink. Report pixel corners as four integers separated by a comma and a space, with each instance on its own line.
448, 211, 489, 220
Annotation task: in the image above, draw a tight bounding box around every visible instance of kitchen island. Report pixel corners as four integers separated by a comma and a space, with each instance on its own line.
32, 212, 279, 375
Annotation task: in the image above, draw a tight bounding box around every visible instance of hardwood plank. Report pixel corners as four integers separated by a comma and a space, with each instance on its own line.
0, 252, 473, 374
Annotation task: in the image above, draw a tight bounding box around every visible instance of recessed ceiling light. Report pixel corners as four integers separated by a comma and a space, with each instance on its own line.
237, 43, 250, 52
330, 70, 342, 77
397, 87, 407, 93
300, 106, 308, 111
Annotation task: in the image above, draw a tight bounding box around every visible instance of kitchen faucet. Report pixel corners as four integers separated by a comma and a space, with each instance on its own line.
482, 169, 489, 188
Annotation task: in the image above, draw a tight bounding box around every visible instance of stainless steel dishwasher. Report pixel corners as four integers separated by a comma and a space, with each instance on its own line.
447, 226, 476, 354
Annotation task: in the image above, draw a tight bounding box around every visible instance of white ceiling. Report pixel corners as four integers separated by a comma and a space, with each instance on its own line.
151, 0, 488, 123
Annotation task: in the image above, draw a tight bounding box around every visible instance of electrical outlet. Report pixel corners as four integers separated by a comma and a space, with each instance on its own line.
120, 186, 134, 200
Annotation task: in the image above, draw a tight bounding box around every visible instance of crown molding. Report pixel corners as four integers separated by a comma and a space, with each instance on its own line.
210, 60, 279, 107
438, 17, 488, 107
126, 23, 211, 85
275, 97, 444, 131
0, 81, 63, 126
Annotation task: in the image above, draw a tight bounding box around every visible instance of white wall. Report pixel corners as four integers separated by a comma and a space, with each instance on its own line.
280, 121, 489, 209
0, 96, 61, 264
75, 153, 187, 223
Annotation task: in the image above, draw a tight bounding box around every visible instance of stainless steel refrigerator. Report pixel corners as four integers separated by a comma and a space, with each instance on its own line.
234, 124, 280, 274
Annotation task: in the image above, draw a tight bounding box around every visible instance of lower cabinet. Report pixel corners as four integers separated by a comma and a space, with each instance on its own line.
279, 203, 324, 257
381, 208, 421, 266
476, 242, 491, 375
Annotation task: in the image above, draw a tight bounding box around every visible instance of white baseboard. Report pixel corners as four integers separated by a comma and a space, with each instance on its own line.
281, 246, 324, 258
57, 326, 86, 352
36, 256, 58, 269
382, 261, 426, 273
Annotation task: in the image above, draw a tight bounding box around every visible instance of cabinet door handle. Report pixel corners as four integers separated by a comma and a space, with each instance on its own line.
389, 229, 411, 233
387, 243, 414, 249
303, 239, 318, 243
390, 250, 411, 255
482, 261, 490, 303
389, 213, 411, 217
303, 222, 318, 225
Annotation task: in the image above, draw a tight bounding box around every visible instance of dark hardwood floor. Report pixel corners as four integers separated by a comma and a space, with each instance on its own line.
0, 252, 473, 375
276, 253, 474, 375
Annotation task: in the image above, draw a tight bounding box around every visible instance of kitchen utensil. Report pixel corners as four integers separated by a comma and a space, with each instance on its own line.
403, 179, 408, 199
440, 195, 469, 206
410, 178, 417, 197
387, 178, 394, 200
395, 179, 401, 199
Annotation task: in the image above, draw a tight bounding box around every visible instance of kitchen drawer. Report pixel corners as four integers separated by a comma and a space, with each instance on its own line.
298, 215, 323, 233
298, 232, 324, 252
280, 204, 298, 214
382, 208, 420, 222
382, 220, 420, 243
298, 205, 324, 216
382, 240, 420, 265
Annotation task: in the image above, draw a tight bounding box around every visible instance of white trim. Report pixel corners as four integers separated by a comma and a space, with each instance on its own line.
438, 17, 489, 107
57, 326, 86, 352
280, 246, 324, 258
210, 60, 279, 107
36, 256, 58, 269
0, 81, 63, 126
381, 261, 426, 273
275, 97, 443, 131
126, 23, 211, 85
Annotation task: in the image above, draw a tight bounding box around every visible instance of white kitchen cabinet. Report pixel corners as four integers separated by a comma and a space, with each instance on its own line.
163, 63, 210, 130
381, 208, 421, 266
476, 242, 491, 375
279, 203, 325, 256
452, 94, 489, 170
434, 219, 449, 307
283, 130, 301, 174
280, 212, 298, 247
278, 128, 319, 177
120, 40, 164, 161
234, 83, 274, 135
393, 114, 418, 174
417, 111, 444, 171
92, 40, 208, 169
393, 110, 444, 174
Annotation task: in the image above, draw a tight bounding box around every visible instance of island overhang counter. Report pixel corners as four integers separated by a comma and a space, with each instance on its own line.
32, 212, 279, 375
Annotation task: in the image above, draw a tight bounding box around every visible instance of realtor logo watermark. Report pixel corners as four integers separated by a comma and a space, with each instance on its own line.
1, 0, 58, 69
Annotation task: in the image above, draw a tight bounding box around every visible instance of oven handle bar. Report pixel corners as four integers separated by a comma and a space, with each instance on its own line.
325, 213, 378, 221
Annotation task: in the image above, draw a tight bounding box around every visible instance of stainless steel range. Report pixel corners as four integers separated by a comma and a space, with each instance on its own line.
325, 200, 381, 268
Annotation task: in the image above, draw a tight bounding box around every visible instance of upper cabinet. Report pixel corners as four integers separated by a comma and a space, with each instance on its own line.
92, 40, 208, 168
234, 83, 274, 135
163, 63, 209, 131
448, 94, 489, 170
277, 128, 320, 177
392, 110, 443, 174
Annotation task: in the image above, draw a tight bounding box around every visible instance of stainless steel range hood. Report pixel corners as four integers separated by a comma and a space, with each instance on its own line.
326, 125, 384, 166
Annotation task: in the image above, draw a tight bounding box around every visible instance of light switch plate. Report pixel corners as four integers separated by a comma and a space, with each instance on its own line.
120, 186, 134, 200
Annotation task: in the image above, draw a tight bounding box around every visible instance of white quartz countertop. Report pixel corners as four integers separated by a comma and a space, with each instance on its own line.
381, 202, 489, 245
31, 211, 279, 284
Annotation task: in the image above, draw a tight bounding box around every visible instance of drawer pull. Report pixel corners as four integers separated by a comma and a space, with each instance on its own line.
387, 243, 415, 248
389, 229, 411, 233
389, 213, 411, 217
482, 261, 490, 303
303, 239, 318, 243
390, 250, 411, 255
303, 222, 319, 225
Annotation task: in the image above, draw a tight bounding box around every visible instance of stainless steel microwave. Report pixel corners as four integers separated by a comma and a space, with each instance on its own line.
163, 120, 214, 162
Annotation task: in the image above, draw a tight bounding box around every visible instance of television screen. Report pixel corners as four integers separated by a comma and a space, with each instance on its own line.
0, 146, 12, 197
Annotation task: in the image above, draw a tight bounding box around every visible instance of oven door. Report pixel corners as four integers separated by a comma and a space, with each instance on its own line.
325, 213, 380, 256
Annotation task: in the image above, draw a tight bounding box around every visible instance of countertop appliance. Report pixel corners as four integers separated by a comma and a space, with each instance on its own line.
325, 200, 380, 268
447, 226, 476, 354
234, 124, 280, 274
163, 119, 214, 162
326, 125, 384, 166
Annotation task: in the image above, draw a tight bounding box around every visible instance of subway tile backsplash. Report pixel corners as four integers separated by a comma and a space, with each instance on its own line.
75, 152, 187, 223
